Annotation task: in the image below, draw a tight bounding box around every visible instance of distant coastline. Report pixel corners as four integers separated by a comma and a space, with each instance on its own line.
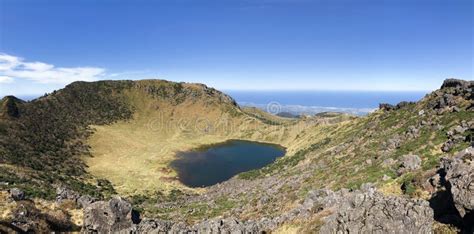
227, 90, 427, 116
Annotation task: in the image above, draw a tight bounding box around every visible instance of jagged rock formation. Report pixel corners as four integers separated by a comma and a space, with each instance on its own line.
431, 147, 474, 232
83, 197, 135, 233
429, 78, 473, 111
80, 185, 434, 233
443, 148, 474, 217
318, 190, 433, 233
0, 199, 75, 233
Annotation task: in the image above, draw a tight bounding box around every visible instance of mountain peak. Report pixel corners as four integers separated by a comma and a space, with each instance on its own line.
0, 95, 25, 119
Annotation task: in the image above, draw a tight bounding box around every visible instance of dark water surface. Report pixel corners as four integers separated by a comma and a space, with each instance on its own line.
171, 140, 285, 187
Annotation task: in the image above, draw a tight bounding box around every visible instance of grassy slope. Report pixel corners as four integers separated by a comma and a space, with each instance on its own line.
2, 79, 471, 230
0, 81, 134, 199
239, 95, 471, 196
85, 81, 343, 195
132, 83, 472, 223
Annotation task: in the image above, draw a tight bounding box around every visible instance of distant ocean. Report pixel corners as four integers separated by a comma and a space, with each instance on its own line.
225, 90, 428, 116
17, 95, 40, 101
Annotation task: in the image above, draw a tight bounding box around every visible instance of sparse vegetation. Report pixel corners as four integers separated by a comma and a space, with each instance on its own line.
1, 79, 472, 232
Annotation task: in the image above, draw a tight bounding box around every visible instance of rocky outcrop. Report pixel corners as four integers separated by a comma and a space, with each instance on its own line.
300, 186, 434, 234
82, 196, 135, 233
379, 101, 415, 111
320, 193, 433, 233
78, 185, 435, 233
56, 187, 97, 208
430, 147, 474, 232
441, 121, 472, 152
78, 147, 474, 234
440, 147, 474, 217
441, 78, 474, 90
428, 79, 473, 111
379, 103, 396, 111
131, 217, 276, 233
3, 200, 74, 233
191, 218, 261, 233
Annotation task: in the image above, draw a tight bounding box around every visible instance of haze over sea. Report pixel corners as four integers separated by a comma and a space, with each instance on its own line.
226, 90, 427, 116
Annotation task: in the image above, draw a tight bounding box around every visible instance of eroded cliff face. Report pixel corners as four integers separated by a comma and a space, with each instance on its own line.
1, 78, 473, 233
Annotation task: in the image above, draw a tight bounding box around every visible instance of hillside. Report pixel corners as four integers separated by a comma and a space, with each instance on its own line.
0, 78, 473, 233
84, 80, 335, 194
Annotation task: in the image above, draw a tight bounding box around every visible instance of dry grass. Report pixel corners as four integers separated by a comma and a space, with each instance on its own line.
0, 191, 15, 220
379, 181, 403, 196
273, 224, 300, 234
85, 88, 328, 195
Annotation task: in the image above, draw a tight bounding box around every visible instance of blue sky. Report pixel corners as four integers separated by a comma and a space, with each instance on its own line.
0, 0, 472, 96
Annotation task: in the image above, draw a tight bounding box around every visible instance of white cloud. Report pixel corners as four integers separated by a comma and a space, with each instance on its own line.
0, 53, 106, 84
0, 76, 14, 83
21, 62, 54, 71
0, 54, 21, 71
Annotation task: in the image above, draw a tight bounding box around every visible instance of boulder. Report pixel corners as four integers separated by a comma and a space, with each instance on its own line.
442, 139, 454, 152
131, 219, 173, 233
382, 158, 396, 168
56, 187, 80, 203
385, 136, 402, 150
303, 189, 341, 212
9, 188, 25, 201
441, 125, 469, 152
406, 125, 420, 138
83, 197, 133, 233
192, 218, 259, 233
397, 154, 421, 175
453, 125, 467, 135
77, 195, 97, 208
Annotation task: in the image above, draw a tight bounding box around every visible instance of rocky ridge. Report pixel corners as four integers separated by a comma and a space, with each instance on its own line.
1, 78, 473, 233
77, 145, 472, 233
78, 185, 435, 233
